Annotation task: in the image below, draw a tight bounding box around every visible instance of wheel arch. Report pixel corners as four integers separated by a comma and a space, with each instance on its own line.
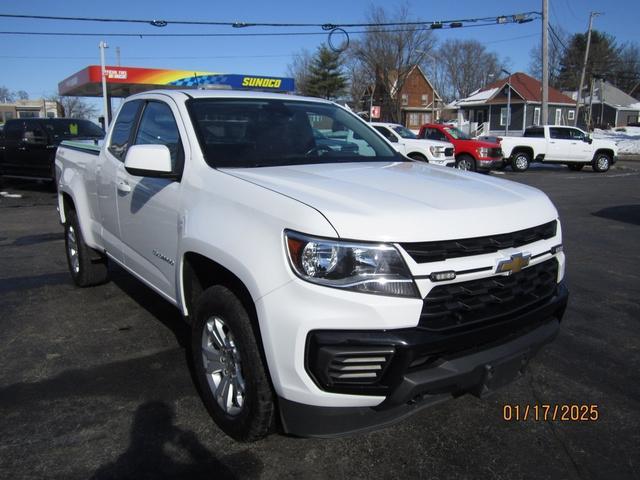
593, 148, 614, 160
511, 146, 534, 159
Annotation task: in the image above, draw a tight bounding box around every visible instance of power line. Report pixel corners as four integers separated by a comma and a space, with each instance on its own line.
0, 20, 540, 38
0, 11, 542, 29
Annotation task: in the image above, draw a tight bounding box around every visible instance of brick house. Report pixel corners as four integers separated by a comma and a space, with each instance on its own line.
365, 65, 442, 130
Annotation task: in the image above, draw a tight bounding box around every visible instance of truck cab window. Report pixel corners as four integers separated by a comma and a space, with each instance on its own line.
134, 101, 182, 170
549, 128, 571, 140
108, 100, 142, 161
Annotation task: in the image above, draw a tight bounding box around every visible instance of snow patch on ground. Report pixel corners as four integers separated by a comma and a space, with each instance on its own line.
593, 126, 640, 155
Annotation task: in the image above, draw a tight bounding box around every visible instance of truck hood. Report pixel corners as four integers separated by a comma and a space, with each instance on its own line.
459, 139, 501, 149
222, 161, 558, 242
403, 138, 453, 149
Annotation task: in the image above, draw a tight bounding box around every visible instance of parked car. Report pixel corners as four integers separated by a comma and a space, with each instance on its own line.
418, 123, 503, 172
500, 126, 618, 172
312, 128, 359, 153
0, 118, 104, 182
56, 90, 568, 441
370, 122, 456, 167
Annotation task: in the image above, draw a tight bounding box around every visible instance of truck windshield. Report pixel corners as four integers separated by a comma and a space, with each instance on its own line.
444, 127, 471, 140
187, 98, 401, 168
391, 125, 418, 139
42, 120, 105, 139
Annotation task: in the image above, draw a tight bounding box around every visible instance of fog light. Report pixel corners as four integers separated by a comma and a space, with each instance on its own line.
551, 244, 563, 254
429, 270, 456, 282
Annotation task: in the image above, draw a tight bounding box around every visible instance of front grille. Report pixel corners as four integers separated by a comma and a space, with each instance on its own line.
489, 147, 503, 158
420, 259, 558, 331
445, 147, 454, 157
400, 220, 556, 263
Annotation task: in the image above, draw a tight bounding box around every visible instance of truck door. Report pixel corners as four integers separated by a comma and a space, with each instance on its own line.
547, 127, 575, 161
1, 120, 28, 176
116, 99, 184, 300
21, 120, 53, 178
98, 100, 143, 264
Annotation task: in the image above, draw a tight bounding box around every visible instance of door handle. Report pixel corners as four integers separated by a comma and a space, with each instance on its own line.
549, 141, 555, 144
117, 180, 131, 193
17, 146, 27, 151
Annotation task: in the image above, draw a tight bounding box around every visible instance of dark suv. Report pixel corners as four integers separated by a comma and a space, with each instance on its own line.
0, 118, 104, 182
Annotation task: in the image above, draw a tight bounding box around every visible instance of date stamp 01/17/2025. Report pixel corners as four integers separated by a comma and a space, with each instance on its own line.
502, 404, 599, 422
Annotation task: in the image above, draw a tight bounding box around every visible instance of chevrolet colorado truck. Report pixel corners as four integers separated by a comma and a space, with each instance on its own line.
418, 123, 503, 172
500, 125, 618, 172
370, 122, 456, 167
55, 90, 568, 441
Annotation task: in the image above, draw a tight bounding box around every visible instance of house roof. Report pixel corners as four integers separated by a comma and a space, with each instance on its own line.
453, 72, 575, 107
585, 81, 640, 110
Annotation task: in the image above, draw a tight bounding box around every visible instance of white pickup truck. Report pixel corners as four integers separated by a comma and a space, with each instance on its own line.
500, 125, 618, 172
370, 122, 456, 167
56, 90, 568, 441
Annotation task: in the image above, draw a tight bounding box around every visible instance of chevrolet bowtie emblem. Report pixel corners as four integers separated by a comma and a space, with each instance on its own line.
496, 252, 531, 275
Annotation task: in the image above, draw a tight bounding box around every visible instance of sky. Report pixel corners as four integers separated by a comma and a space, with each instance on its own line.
0, 0, 638, 103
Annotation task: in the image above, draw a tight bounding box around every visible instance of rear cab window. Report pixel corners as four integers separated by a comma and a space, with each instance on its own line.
523, 127, 545, 138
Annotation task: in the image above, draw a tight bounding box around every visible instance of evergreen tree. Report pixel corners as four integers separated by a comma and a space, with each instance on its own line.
305, 45, 347, 100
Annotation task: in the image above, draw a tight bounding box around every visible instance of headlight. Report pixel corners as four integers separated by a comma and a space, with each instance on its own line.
477, 147, 490, 157
429, 145, 445, 157
285, 230, 419, 298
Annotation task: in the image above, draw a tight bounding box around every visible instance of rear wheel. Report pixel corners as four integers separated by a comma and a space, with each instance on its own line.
64, 210, 109, 287
567, 163, 584, 171
191, 285, 275, 442
592, 153, 611, 172
455, 154, 476, 171
511, 151, 531, 172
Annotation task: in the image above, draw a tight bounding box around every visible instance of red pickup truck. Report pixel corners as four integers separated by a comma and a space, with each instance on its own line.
418, 123, 503, 172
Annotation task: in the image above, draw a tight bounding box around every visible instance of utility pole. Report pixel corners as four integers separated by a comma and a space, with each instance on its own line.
502, 69, 512, 136
116, 46, 121, 66
542, 0, 549, 126
99, 41, 110, 129
575, 12, 602, 127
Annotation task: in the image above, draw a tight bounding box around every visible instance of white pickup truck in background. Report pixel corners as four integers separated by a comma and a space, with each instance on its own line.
500, 125, 618, 172
55, 90, 568, 441
370, 122, 456, 167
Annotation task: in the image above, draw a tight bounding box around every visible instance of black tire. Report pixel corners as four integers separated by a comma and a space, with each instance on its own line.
567, 163, 584, 171
191, 285, 275, 442
64, 209, 109, 287
408, 152, 428, 162
511, 151, 531, 172
592, 153, 611, 173
455, 154, 476, 171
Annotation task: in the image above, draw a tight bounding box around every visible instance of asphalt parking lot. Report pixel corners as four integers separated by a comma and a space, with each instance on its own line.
1, 162, 639, 480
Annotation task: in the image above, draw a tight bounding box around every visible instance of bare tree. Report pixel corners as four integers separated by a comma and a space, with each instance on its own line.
529, 25, 568, 88
16, 90, 29, 100
0, 86, 15, 103
437, 40, 505, 100
287, 49, 314, 96
48, 95, 98, 119
348, 4, 436, 122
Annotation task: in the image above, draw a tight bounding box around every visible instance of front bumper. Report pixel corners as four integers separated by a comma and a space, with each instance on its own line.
279, 283, 568, 437
430, 157, 456, 167
476, 157, 504, 171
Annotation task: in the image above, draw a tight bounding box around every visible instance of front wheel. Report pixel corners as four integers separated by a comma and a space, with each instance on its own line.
455, 154, 476, 171
511, 152, 531, 172
191, 285, 275, 442
64, 210, 109, 287
592, 153, 611, 172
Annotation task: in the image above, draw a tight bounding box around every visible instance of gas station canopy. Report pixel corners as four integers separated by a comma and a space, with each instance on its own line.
58, 65, 295, 97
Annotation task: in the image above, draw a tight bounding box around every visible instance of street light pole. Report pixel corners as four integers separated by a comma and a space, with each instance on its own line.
99, 41, 110, 129
502, 69, 512, 136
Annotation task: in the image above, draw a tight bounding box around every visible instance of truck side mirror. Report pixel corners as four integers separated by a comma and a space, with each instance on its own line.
586, 137, 593, 144
124, 144, 176, 179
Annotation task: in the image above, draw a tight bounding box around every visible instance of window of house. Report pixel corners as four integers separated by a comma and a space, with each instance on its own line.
421, 94, 428, 106
401, 94, 408, 106
408, 112, 420, 126
500, 107, 510, 126
533, 107, 541, 126
568, 110, 575, 121
555, 108, 562, 125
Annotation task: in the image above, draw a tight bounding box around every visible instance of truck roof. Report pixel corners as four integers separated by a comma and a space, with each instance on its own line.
125, 88, 334, 104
